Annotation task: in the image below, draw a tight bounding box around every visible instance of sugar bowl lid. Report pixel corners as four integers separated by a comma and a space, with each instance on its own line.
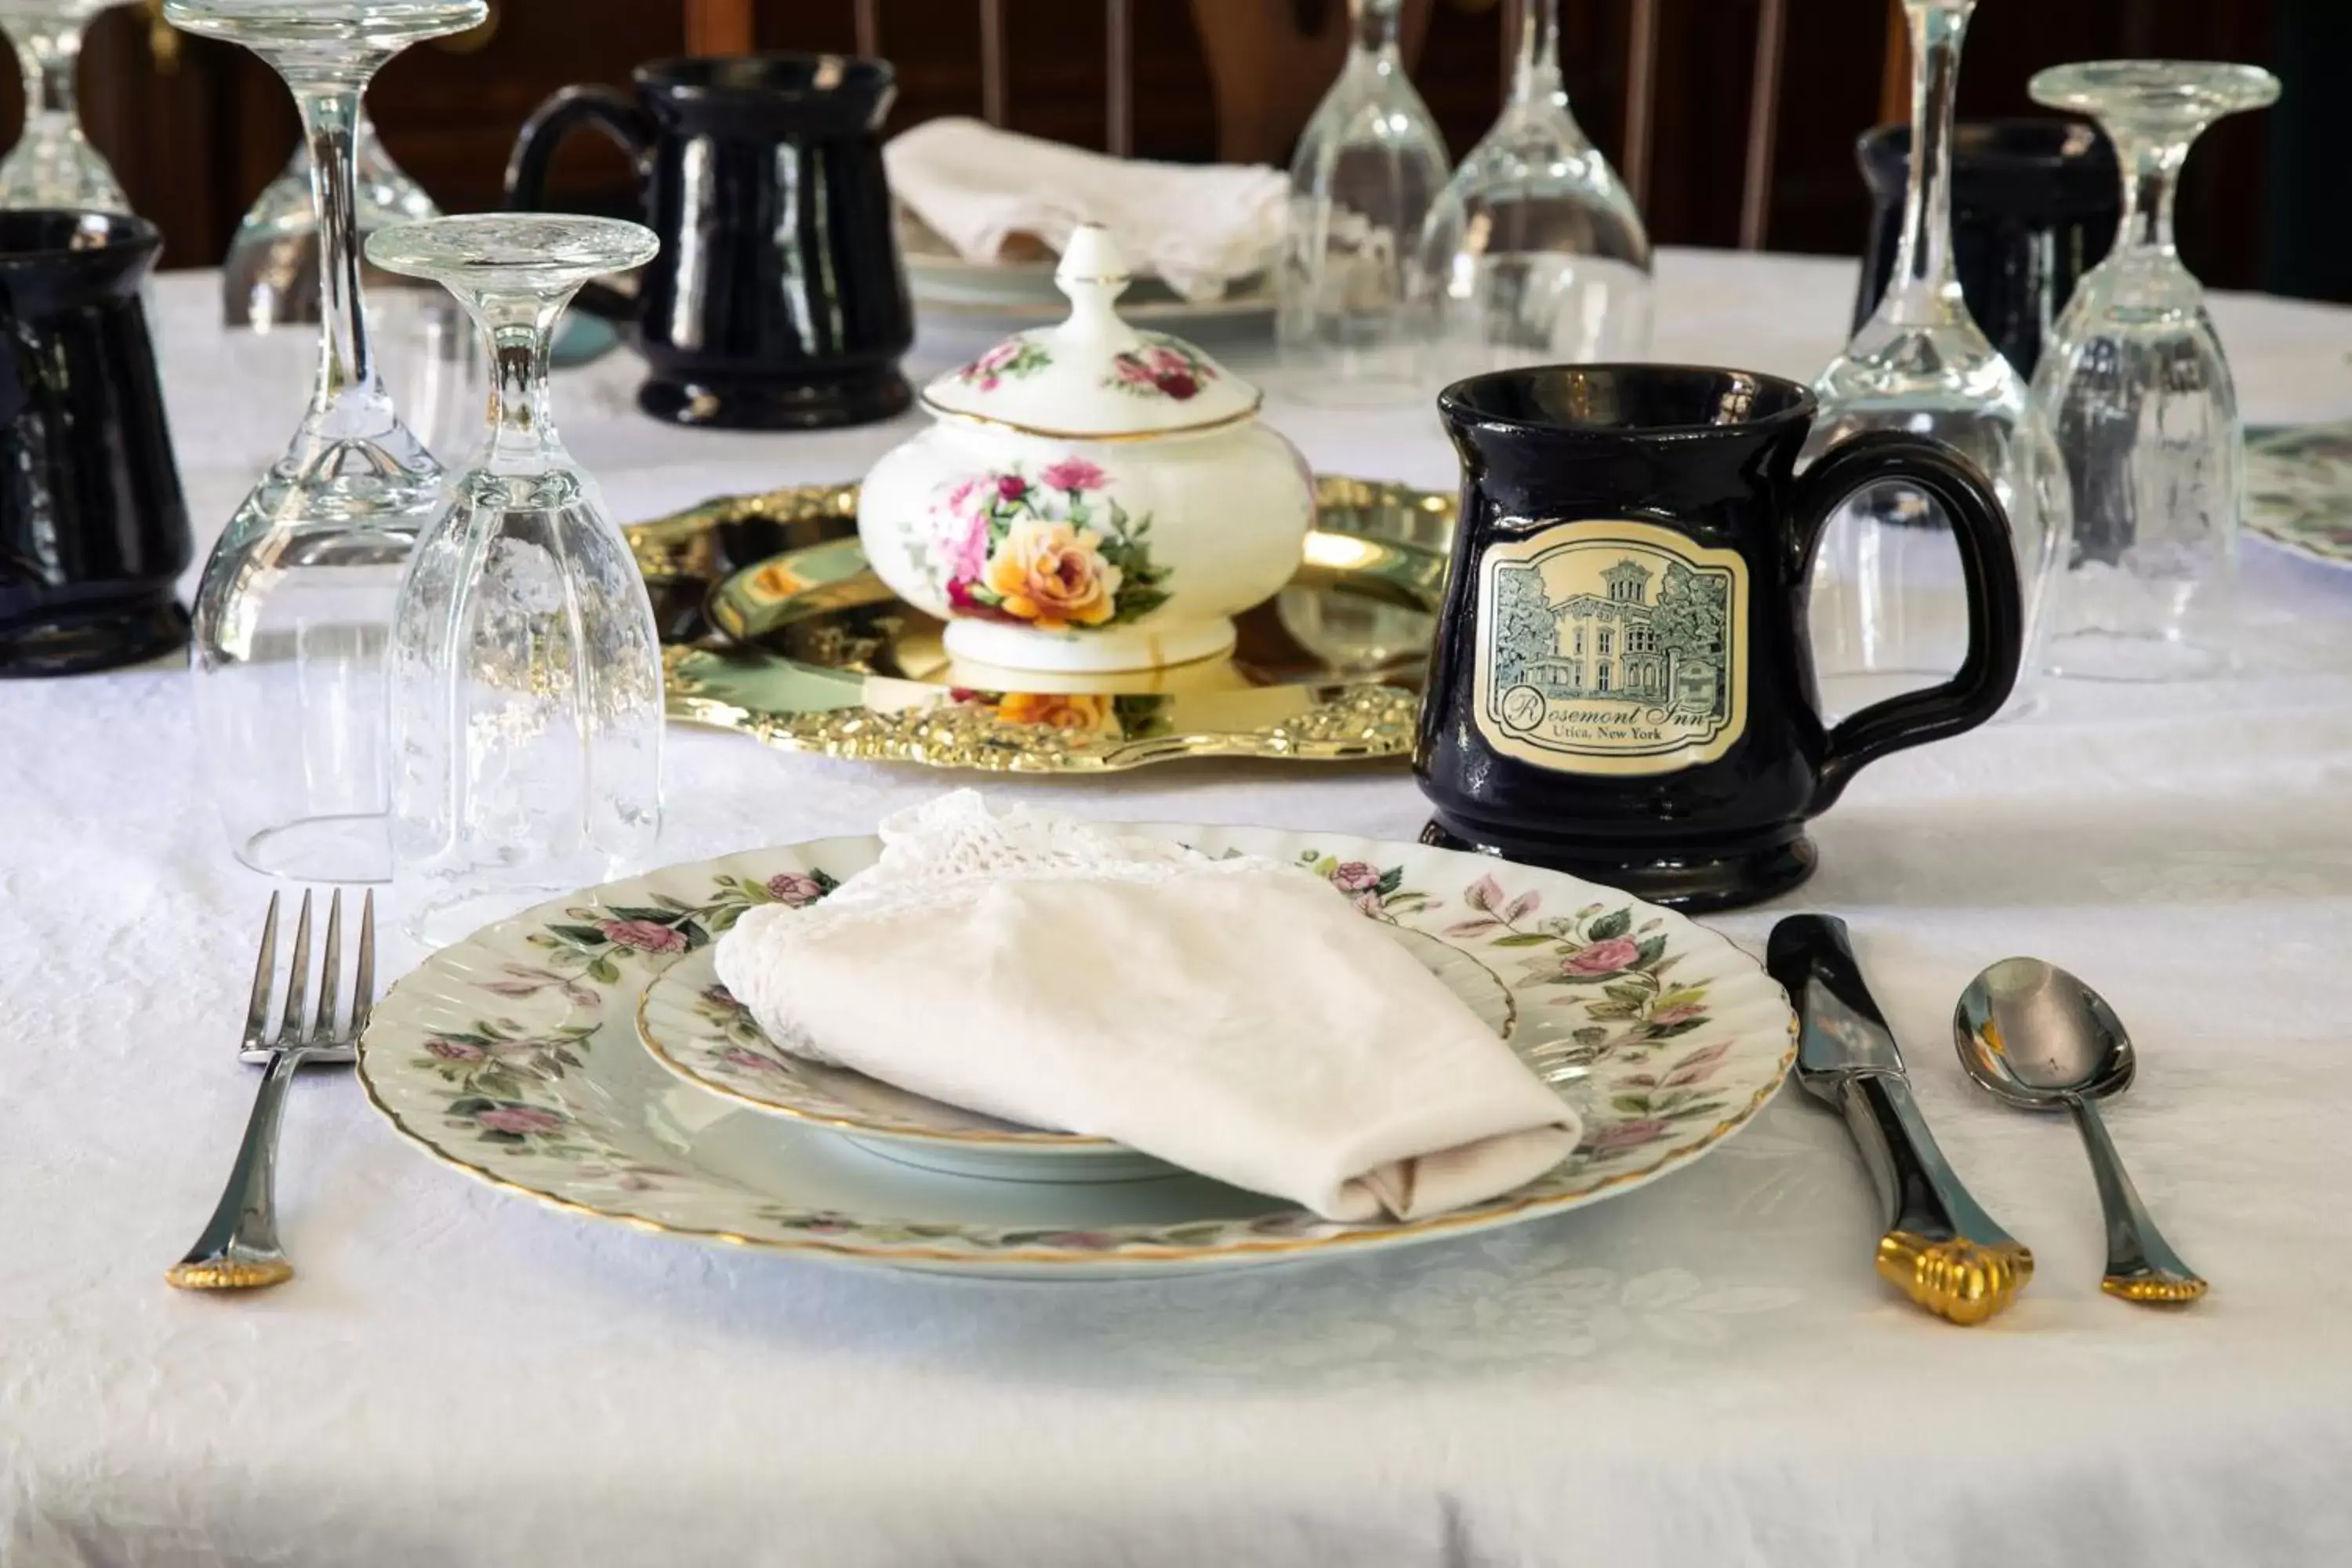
920, 224, 1261, 439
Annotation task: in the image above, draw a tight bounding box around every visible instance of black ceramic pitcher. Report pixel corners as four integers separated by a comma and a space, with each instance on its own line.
506, 55, 914, 430
1417, 365, 2022, 912
0, 211, 190, 677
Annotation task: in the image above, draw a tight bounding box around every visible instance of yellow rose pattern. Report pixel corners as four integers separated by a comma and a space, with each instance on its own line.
981, 520, 1121, 628
930, 463, 1171, 632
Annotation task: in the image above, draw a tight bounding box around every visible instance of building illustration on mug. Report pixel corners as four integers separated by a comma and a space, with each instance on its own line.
1474, 521, 1746, 775
1494, 554, 1726, 714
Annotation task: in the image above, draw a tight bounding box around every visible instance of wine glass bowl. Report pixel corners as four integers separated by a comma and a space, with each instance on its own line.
2027, 61, 2281, 683
1417, 0, 1652, 380
1277, 0, 1451, 402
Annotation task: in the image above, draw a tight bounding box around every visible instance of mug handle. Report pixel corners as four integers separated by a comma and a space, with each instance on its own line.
1794, 431, 2024, 815
503, 85, 655, 323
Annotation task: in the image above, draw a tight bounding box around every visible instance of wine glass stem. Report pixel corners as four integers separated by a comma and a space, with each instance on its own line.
2111, 128, 2187, 256
464, 289, 570, 470
13, 21, 82, 138
1352, 0, 1402, 58
1885, 0, 1973, 322
1508, 0, 1563, 108
290, 77, 384, 417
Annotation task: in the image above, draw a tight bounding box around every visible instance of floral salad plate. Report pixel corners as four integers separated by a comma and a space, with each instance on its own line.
358, 828, 1797, 1279
634, 922, 1517, 1183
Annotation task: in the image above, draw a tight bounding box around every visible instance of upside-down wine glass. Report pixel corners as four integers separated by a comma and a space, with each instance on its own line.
368, 214, 666, 946
174, 0, 488, 883
1277, 0, 1451, 402
1417, 0, 1652, 379
2027, 61, 2280, 681
1802, 0, 2064, 718
0, 0, 133, 210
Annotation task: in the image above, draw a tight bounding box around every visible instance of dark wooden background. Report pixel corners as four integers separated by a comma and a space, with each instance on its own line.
54, 0, 2324, 296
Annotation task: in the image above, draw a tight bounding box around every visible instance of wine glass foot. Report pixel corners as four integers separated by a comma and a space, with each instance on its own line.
237, 814, 392, 885
2043, 630, 2235, 684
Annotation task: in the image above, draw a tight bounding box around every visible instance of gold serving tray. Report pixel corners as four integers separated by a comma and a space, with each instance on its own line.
624, 476, 1457, 772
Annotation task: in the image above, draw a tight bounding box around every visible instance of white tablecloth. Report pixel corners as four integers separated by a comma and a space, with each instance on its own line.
7, 252, 2352, 1566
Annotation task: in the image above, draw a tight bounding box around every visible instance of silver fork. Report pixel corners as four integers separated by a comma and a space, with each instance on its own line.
168, 888, 374, 1291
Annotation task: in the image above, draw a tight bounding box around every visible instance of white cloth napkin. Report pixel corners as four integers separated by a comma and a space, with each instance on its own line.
712, 793, 1578, 1221
884, 118, 1288, 302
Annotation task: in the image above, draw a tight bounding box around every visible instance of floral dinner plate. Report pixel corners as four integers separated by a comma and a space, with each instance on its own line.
358, 828, 1796, 1279
2247, 423, 2352, 569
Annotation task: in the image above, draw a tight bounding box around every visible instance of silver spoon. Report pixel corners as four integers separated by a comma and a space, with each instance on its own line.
1953, 958, 2206, 1305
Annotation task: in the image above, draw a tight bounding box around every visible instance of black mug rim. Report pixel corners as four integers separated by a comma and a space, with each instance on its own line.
1857, 115, 2118, 203
633, 53, 895, 102
1438, 363, 1818, 443
0, 209, 162, 268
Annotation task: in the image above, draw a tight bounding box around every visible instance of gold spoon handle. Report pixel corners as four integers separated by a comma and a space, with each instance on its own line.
2065, 1093, 2208, 1305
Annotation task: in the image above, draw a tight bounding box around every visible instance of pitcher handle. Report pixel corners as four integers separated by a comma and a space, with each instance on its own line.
504, 85, 655, 323
1794, 431, 2024, 815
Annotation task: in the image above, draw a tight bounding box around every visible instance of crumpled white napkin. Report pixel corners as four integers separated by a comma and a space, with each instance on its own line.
712, 793, 1579, 1221
884, 118, 1287, 302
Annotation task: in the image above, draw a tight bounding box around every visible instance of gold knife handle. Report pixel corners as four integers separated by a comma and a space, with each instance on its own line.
1876, 1230, 2034, 1325
1838, 1073, 2032, 1325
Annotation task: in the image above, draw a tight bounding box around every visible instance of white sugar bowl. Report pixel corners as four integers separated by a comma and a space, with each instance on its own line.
858, 224, 1314, 673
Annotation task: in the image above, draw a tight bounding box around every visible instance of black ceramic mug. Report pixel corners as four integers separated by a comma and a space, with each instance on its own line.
1417, 365, 2022, 912
0, 211, 191, 677
506, 55, 914, 430
1855, 118, 2118, 379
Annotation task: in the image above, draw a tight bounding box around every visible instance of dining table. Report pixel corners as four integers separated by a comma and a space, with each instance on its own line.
7, 245, 2352, 1567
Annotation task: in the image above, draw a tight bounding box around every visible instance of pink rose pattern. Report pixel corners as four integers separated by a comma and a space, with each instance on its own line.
764, 871, 828, 907
1563, 936, 1642, 975
952, 339, 1050, 392
1038, 457, 1107, 493
599, 918, 687, 954
477, 1104, 564, 1135
717, 1045, 792, 1079
1106, 338, 1217, 401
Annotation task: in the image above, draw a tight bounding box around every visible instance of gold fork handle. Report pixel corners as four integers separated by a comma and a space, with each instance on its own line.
166, 1048, 306, 1290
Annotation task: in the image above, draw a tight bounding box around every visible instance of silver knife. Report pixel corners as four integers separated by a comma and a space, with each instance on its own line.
1766, 914, 2031, 1325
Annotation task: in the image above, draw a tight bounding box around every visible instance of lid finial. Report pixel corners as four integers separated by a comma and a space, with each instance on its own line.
1054, 222, 1134, 332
